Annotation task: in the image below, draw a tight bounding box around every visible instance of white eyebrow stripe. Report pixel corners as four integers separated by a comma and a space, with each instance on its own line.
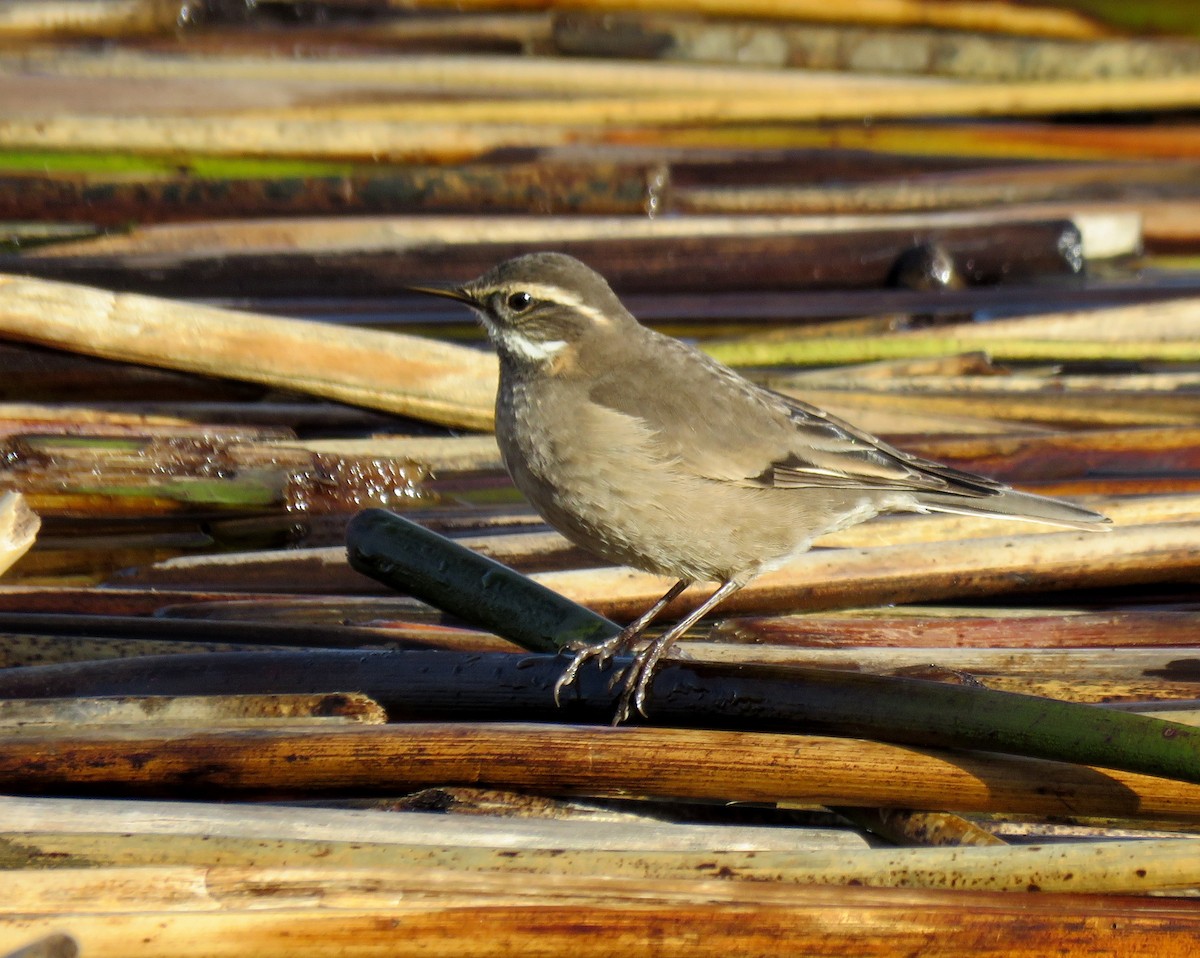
492, 282, 612, 326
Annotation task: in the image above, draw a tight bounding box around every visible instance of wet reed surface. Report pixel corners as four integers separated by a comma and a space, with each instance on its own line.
2, 2, 1200, 955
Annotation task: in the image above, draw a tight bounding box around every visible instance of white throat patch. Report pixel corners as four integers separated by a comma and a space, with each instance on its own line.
473, 310, 567, 364
496, 327, 568, 364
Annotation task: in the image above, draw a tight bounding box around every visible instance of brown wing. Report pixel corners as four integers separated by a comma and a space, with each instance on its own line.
759, 392, 1004, 497
585, 327, 998, 498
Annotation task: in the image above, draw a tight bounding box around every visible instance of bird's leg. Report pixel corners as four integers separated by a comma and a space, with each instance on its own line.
553, 579, 690, 706
616, 578, 745, 724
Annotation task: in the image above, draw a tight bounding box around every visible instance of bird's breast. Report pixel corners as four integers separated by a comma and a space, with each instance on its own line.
496, 373, 663, 523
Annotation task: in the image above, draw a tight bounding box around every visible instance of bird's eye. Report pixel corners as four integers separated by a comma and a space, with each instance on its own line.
506, 291, 533, 313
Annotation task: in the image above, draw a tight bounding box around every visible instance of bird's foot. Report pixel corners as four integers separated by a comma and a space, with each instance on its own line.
610, 639, 673, 725
552, 630, 637, 706
553, 627, 673, 723
553, 612, 686, 723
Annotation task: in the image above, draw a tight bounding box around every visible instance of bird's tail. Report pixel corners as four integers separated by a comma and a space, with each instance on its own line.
914, 488, 1111, 532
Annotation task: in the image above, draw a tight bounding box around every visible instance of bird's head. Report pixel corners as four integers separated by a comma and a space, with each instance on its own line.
410, 252, 633, 368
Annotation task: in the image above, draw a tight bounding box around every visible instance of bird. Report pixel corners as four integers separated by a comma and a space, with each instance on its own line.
412, 252, 1110, 723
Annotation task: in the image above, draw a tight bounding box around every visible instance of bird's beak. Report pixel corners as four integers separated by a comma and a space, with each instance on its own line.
406, 284, 477, 306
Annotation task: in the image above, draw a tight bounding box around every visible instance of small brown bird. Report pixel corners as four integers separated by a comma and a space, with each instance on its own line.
414, 253, 1110, 722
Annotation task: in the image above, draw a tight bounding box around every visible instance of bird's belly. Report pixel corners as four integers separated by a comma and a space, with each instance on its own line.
497, 392, 839, 582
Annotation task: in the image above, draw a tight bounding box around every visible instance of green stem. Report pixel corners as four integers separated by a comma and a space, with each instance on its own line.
346, 509, 618, 654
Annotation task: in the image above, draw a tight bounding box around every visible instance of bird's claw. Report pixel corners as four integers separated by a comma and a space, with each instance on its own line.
554, 650, 657, 726
551, 633, 628, 706
607, 649, 661, 724
553, 631, 671, 724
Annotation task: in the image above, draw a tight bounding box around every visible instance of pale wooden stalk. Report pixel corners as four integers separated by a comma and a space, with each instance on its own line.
723, 608, 1200, 651
23, 209, 1137, 259
9, 72, 1200, 156
679, 645, 1200, 702
705, 196, 1200, 250
683, 646, 1200, 680
1131, 708, 1200, 726
5, 51, 945, 96
780, 386, 1200, 428
0, 223, 94, 243
312, 12, 552, 49
284, 436, 504, 473
1, 723, 1200, 822
111, 531, 586, 590
0, 693, 386, 729
0, 403, 294, 436
0, 586, 429, 619
256, 77, 1200, 125
106, 548, 382, 592
1, 820, 895, 883
1138, 198, 1200, 246
3, 832, 1200, 901
112, 74, 1200, 123
914, 295, 1200, 343
308, 0, 1110, 40
0, 494, 37, 579
0, 65, 940, 120
0, 795, 860, 853
4, 884, 1200, 958
680, 187, 1198, 233
0, 275, 496, 430
560, 15, 1199, 81
900, 425, 1200, 469
0, 116, 562, 160
539, 519, 1200, 621
111, 494, 1200, 590
0, 636, 298, 669
783, 353, 999, 381
0, 0, 178, 37
4, 831, 915, 879
0, 75, 326, 119
645, 120, 1200, 162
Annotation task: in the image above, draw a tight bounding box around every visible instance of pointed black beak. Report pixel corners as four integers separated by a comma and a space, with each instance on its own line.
406, 284, 477, 306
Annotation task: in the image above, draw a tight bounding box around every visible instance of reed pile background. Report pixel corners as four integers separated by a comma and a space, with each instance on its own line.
1, 1, 1200, 955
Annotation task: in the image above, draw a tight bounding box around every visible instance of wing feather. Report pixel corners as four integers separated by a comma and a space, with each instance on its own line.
586, 329, 997, 498
758, 394, 1003, 498
582, 327, 1106, 530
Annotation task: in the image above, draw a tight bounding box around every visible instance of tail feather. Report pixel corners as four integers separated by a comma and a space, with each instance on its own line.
914, 488, 1111, 532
